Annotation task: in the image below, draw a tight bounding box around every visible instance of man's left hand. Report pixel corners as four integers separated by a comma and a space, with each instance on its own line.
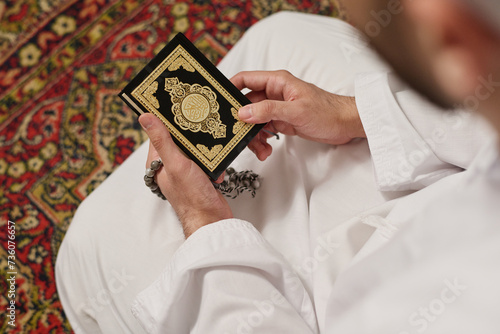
139, 113, 233, 238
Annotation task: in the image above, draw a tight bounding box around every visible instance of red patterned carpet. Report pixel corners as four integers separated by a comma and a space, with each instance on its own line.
0, 1, 343, 332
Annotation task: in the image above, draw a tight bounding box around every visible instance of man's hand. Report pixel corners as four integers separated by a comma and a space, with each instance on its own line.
139, 114, 233, 238
231, 70, 366, 161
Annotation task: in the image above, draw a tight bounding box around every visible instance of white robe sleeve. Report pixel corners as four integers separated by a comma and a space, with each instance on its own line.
131, 219, 319, 334
355, 71, 494, 191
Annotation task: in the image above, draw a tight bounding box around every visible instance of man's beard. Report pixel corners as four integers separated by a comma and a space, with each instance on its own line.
390, 58, 458, 110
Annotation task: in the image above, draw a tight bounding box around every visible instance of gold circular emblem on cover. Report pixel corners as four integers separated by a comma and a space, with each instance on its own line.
181, 93, 210, 123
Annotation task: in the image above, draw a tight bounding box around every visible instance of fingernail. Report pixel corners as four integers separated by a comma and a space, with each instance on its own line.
238, 106, 253, 120
139, 115, 153, 130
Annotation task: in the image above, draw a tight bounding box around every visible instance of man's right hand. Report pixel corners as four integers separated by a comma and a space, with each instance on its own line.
231, 70, 366, 161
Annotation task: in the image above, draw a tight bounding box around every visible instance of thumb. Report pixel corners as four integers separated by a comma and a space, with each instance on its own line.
139, 113, 184, 163
238, 100, 291, 124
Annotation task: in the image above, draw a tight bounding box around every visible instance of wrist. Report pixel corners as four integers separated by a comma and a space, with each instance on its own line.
347, 96, 366, 139
337, 95, 366, 140
181, 211, 233, 238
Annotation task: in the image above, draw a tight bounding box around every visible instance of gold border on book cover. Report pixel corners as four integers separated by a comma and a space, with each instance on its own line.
131, 45, 253, 171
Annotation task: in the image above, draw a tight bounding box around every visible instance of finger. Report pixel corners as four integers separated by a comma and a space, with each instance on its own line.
231, 71, 274, 92
232, 71, 305, 125
258, 133, 273, 160
145, 140, 161, 169
245, 90, 267, 103
261, 144, 272, 161
247, 132, 273, 161
145, 140, 165, 187
231, 71, 288, 99
254, 135, 272, 161
247, 134, 261, 155
238, 99, 292, 124
261, 123, 279, 139
214, 172, 225, 184
139, 114, 187, 171
256, 122, 279, 138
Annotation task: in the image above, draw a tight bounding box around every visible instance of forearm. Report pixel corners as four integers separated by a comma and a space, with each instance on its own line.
327, 94, 366, 142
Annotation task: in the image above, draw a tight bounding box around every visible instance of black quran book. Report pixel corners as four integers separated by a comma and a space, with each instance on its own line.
119, 33, 265, 180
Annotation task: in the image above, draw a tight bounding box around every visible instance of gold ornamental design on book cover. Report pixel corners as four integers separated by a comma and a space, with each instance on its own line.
164, 77, 226, 139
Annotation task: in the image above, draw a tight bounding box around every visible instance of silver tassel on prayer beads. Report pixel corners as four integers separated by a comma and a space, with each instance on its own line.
213, 168, 261, 199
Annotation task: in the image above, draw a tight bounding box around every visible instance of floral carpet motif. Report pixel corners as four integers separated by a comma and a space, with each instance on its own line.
0, 0, 342, 332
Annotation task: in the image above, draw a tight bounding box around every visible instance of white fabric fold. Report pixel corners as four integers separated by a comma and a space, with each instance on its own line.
131, 219, 319, 334
356, 71, 493, 191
